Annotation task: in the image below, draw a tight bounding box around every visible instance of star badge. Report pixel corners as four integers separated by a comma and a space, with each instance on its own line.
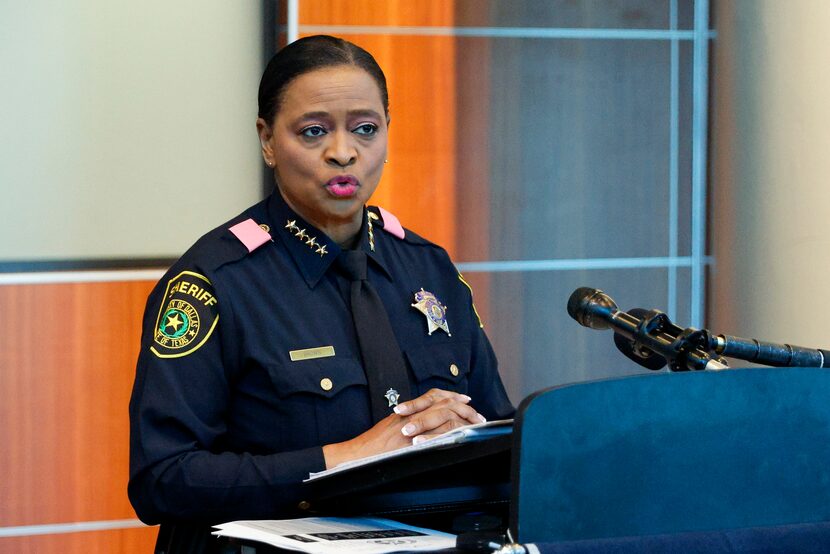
411, 289, 451, 336
385, 388, 400, 407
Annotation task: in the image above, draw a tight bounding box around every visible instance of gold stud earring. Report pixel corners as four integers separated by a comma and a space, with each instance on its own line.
384, 159, 388, 164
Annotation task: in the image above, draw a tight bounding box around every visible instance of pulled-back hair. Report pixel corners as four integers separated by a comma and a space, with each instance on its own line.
258, 35, 389, 124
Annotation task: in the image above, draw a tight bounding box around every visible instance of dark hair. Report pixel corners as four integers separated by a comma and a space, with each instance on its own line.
258, 35, 389, 125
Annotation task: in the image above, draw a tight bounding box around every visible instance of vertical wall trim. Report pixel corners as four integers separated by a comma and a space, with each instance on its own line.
691, 0, 710, 327
287, 0, 299, 43
668, 0, 680, 318
262, 0, 280, 197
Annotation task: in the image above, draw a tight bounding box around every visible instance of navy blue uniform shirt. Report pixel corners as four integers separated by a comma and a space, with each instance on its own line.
128, 192, 514, 525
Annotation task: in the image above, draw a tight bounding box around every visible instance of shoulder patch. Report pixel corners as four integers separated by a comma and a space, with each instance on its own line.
150, 271, 219, 358
229, 218, 272, 253
377, 207, 405, 239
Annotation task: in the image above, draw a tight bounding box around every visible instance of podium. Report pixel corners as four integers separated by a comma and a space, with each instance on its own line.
510, 366, 830, 544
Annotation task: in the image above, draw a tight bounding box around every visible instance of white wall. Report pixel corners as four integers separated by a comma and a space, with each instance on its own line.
0, 0, 264, 261
711, 0, 830, 348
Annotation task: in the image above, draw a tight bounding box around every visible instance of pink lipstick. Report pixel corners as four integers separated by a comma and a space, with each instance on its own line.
325, 175, 359, 198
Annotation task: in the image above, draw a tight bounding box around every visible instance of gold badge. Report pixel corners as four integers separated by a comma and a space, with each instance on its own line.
411, 289, 451, 336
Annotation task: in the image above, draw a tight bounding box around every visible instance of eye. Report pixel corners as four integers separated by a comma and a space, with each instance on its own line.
353, 123, 378, 136
300, 125, 327, 138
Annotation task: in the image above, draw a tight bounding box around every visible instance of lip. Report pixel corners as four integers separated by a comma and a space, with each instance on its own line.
324, 174, 360, 198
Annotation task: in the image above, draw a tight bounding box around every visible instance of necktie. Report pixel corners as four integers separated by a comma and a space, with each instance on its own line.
337, 250, 412, 423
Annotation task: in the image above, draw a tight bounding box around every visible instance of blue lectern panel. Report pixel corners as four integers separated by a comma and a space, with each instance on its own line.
512, 367, 830, 542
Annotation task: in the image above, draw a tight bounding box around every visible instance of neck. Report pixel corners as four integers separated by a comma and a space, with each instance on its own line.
275, 190, 365, 249
307, 215, 363, 249
328, 220, 362, 249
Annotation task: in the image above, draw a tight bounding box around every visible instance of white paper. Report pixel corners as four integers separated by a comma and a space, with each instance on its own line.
212, 516, 455, 554
306, 419, 513, 481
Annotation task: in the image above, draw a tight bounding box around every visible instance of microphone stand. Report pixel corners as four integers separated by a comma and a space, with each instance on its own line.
621, 309, 729, 371
567, 287, 828, 371
625, 311, 830, 370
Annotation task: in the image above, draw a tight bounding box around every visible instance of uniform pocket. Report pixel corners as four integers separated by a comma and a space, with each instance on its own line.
404, 340, 472, 396
264, 356, 371, 446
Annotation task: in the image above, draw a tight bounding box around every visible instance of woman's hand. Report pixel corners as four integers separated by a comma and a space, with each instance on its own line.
322, 388, 485, 469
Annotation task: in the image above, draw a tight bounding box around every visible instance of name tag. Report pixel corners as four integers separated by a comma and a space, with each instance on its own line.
289, 345, 336, 362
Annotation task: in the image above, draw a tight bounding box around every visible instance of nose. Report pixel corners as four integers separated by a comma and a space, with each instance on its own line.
325, 130, 357, 167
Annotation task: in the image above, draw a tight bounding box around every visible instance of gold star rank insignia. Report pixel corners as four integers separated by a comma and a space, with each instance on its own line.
411, 289, 451, 336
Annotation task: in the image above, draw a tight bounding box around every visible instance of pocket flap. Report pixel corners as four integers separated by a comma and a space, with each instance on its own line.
266, 356, 367, 399
405, 341, 471, 386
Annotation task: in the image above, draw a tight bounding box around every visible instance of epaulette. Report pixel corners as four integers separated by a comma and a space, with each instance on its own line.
368, 206, 431, 246
229, 218, 272, 253
185, 214, 273, 274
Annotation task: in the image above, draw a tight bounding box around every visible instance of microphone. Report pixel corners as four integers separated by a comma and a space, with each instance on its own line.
710, 334, 830, 368
567, 287, 727, 371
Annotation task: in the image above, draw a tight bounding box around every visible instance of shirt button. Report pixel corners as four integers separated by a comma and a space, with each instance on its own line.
449, 364, 459, 377
320, 377, 333, 391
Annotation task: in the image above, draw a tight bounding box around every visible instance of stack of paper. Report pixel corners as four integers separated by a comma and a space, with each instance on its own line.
212, 517, 456, 554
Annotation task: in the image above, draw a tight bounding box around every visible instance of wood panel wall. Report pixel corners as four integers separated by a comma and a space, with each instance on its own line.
0, 281, 158, 552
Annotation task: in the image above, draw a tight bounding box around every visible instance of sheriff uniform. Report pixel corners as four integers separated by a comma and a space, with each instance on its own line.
128, 192, 514, 525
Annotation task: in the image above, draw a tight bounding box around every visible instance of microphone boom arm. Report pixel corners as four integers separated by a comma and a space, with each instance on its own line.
568, 287, 727, 371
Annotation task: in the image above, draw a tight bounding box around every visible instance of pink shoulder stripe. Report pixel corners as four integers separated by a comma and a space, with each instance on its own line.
229, 218, 271, 253
378, 207, 405, 239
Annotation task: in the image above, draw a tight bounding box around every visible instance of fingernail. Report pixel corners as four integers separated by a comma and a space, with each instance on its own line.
478, 414, 487, 423
401, 423, 416, 436
394, 404, 409, 415
460, 395, 472, 402
412, 436, 427, 445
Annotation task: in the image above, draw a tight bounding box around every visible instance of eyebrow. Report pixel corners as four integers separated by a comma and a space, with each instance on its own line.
296, 109, 383, 121
346, 109, 384, 120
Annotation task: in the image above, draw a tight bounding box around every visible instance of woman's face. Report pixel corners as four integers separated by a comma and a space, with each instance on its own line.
257, 65, 388, 236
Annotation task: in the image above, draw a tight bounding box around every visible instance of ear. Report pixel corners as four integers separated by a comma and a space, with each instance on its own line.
256, 117, 275, 164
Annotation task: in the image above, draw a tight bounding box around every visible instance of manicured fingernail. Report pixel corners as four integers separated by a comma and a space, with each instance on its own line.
478, 414, 487, 423
402, 423, 416, 436
412, 436, 427, 445
460, 395, 472, 402
394, 404, 409, 415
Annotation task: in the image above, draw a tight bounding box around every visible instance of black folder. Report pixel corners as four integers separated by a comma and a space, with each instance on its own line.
300, 427, 513, 531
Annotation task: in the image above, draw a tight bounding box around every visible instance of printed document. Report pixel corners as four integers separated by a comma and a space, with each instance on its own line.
212, 516, 455, 554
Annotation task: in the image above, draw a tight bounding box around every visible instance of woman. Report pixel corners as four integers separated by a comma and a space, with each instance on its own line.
129, 35, 514, 530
